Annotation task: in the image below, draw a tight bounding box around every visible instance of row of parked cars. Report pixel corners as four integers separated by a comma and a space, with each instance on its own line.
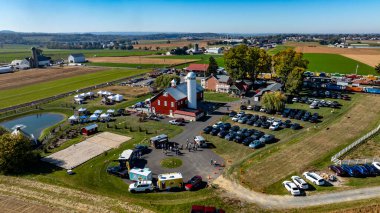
281, 108, 320, 123
329, 162, 380, 177
203, 121, 276, 149
229, 111, 302, 130
292, 97, 342, 109
283, 172, 325, 196
307, 90, 350, 100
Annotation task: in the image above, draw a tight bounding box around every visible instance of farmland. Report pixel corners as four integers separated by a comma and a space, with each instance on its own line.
0, 68, 149, 109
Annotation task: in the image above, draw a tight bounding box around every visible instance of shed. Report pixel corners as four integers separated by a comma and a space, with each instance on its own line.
68, 53, 86, 63
129, 168, 153, 181
81, 124, 98, 136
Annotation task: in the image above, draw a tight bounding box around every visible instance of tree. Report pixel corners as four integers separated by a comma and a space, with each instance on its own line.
207, 56, 218, 76
375, 63, 380, 75
0, 133, 36, 174
260, 91, 286, 112
154, 74, 181, 89
224, 45, 271, 81
285, 67, 305, 95
0, 126, 7, 135
272, 49, 308, 92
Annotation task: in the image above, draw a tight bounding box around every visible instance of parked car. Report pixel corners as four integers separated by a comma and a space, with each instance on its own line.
247, 105, 253, 110
363, 164, 378, 176
242, 137, 254, 146
282, 181, 301, 196
210, 128, 220, 136
341, 164, 360, 177
233, 134, 244, 143
290, 123, 301, 130
328, 165, 347, 176
253, 105, 261, 111
107, 166, 128, 178
352, 165, 369, 176
134, 144, 149, 155
259, 134, 275, 143
246, 119, 255, 126
212, 121, 224, 128
291, 176, 309, 190
269, 122, 280, 131
249, 140, 265, 149
253, 120, 262, 127
225, 132, 236, 141
220, 123, 231, 131
238, 117, 248, 124
129, 181, 154, 193
261, 122, 270, 129
229, 111, 237, 117
372, 162, 380, 170
303, 172, 325, 186
218, 130, 228, 138
230, 125, 240, 132
169, 119, 184, 125
185, 176, 203, 191
240, 105, 247, 110
232, 116, 240, 122
194, 136, 207, 148
203, 126, 213, 134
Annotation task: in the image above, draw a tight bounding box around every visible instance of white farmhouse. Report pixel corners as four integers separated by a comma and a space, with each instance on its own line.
68, 53, 86, 63
206, 47, 223, 54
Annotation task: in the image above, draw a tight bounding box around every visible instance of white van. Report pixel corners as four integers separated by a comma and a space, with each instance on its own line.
303, 172, 325, 186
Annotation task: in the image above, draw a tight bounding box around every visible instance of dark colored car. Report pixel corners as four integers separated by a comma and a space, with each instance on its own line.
185, 176, 203, 191
225, 132, 236, 141
229, 111, 237, 117
210, 128, 220, 136
191, 205, 225, 213
329, 165, 347, 176
242, 137, 254, 146
282, 120, 292, 128
220, 123, 231, 131
246, 119, 255, 126
107, 166, 128, 178
291, 123, 301, 130
259, 134, 275, 143
282, 108, 291, 118
253, 120, 262, 127
240, 105, 247, 110
230, 125, 240, 132
253, 130, 264, 138
203, 126, 213, 134
244, 129, 255, 137
261, 122, 270, 129
233, 134, 244, 143
237, 128, 248, 135
134, 144, 149, 155
249, 140, 265, 149
218, 130, 228, 138
352, 165, 369, 177
363, 164, 378, 176
341, 165, 360, 177
253, 105, 261, 111
259, 115, 267, 121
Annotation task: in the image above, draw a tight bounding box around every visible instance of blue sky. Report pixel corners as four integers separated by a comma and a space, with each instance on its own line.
0, 0, 379, 33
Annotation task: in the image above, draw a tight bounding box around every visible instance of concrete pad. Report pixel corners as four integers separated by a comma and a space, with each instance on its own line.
42, 132, 131, 169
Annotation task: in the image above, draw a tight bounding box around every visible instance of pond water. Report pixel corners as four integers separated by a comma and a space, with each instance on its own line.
0, 113, 65, 139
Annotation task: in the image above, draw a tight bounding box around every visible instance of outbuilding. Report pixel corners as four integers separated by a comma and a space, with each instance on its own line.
81, 124, 98, 136
68, 53, 86, 63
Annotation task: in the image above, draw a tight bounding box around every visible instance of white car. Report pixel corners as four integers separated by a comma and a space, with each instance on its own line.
291, 176, 309, 189
169, 119, 182, 125
269, 122, 280, 131
128, 181, 154, 193
373, 162, 380, 170
194, 135, 207, 147
247, 105, 253, 110
292, 97, 299, 102
282, 181, 301, 196
232, 116, 240, 122
303, 172, 325, 186
260, 107, 266, 112
213, 121, 223, 128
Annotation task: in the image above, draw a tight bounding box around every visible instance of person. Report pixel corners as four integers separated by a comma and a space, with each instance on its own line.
188, 144, 191, 152
210, 159, 214, 165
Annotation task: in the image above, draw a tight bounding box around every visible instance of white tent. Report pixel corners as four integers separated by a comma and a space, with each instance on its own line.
80, 93, 87, 98
107, 109, 115, 115
74, 97, 84, 103
97, 90, 103, 95
107, 95, 114, 100
78, 108, 87, 113
94, 110, 103, 115
100, 113, 110, 118
114, 94, 124, 102
89, 114, 99, 121
68, 115, 79, 121
86, 91, 95, 97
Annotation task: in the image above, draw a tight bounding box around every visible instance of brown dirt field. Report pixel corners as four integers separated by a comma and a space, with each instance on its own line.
239, 94, 380, 192
341, 54, 380, 67
0, 175, 152, 213
103, 85, 149, 97
133, 40, 210, 49
344, 134, 380, 159
0, 66, 106, 90
88, 56, 198, 65
293, 45, 380, 55
0, 195, 56, 213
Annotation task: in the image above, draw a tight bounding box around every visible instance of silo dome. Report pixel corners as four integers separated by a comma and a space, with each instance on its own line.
186, 72, 196, 80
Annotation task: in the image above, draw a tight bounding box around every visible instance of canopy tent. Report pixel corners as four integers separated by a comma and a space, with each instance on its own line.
106, 109, 115, 114
80, 93, 88, 98
78, 108, 87, 112
94, 110, 103, 115
89, 114, 99, 121
97, 90, 103, 95
100, 113, 110, 118
68, 115, 79, 121
74, 98, 84, 103
107, 95, 114, 100
86, 91, 95, 97
113, 94, 124, 102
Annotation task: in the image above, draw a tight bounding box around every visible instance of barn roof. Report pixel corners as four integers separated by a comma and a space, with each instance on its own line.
69, 53, 85, 58
186, 64, 209, 72
164, 82, 203, 101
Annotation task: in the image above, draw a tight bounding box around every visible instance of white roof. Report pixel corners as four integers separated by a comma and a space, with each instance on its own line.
78, 108, 87, 112
68, 115, 79, 120
94, 110, 103, 114
158, 172, 183, 180
86, 92, 95, 95
129, 168, 152, 176
100, 113, 110, 118
107, 109, 115, 113
119, 149, 134, 160
90, 114, 99, 118
97, 90, 103, 94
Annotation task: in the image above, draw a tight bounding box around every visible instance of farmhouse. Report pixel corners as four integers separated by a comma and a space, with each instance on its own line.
206, 47, 223, 54
68, 53, 86, 63
185, 64, 209, 77
202, 74, 232, 93
150, 72, 204, 120
253, 83, 282, 102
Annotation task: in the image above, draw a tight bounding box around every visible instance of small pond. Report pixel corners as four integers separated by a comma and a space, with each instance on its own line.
0, 113, 65, 139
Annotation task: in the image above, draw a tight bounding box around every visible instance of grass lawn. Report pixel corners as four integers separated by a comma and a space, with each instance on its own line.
267, 45, 294, 55
304, 53, 376, 75
343, 133, 380, 160
86, 62, 168, 69
0, 68, 149, 109
160, 157, 183, 168
204, 92, 240, 103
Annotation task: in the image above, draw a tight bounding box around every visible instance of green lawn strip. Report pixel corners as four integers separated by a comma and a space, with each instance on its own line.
86, 62, 168, 69
0, 69, 149, 109
160, 157, 183, 169
304, 53, 376, 75
267, 45, 294, 55
204, 92, 240, 103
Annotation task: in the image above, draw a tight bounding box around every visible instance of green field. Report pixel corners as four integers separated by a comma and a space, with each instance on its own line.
86, 62, 168, 69
0, 68, 149, 109
204, 92, 240, 103
304, 53, 376, 75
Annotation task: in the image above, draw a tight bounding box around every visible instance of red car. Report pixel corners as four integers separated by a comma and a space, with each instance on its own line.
185, 176, 202, 191
191, 205, 225, 213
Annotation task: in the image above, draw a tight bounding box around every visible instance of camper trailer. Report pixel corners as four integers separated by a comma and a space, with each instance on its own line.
157, 172, 183, 191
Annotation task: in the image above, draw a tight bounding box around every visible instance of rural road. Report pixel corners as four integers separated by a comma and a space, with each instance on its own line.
214, 176, 380, 209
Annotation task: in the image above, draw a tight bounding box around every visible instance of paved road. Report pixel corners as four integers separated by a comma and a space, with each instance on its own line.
215, 176, 380, 209
144, 105, 231, 181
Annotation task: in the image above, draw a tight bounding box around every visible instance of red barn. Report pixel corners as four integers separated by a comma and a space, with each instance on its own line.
150, 74, 204, 120
186, 64, 209, 77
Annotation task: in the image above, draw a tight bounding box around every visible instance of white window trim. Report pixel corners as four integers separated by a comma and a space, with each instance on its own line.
158, 100, 160, 106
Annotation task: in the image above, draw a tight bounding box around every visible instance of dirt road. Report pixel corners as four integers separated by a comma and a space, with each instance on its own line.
215, 176, 380, 209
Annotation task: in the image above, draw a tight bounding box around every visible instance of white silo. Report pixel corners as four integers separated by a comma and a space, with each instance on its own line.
186, 72, 197, 109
